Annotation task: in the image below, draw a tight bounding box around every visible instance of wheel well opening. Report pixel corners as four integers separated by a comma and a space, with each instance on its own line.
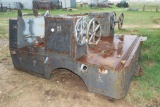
51, 68, 88, 92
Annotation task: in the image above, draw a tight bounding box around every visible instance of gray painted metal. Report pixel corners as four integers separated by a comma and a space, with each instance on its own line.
9, 10, 146, 99
88, 12, 114, 37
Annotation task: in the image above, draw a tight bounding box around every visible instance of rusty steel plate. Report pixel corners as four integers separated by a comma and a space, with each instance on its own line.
9, 10, 147, 99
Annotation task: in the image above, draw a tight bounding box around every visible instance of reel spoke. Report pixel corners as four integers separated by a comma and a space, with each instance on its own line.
95, 24, 100, 32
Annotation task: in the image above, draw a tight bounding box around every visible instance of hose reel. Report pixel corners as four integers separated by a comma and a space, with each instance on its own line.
75, 16, 88, 45
75, 17, 102, 45
113, 13, 124, 30
74, 12, 124, 45
87, 18, 102, 45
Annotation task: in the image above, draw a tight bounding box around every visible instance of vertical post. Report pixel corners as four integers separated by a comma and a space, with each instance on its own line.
156, 5, 158, 12
1, 3, 2, 12
65, 0, 66, 8
9, 3, 11, 11
143, 5, 145, 11
1, 3, 3, 12
16, 2, 18, 9
81, 0, 83, 8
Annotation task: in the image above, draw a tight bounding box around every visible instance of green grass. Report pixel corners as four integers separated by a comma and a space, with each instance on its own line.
129, 1, 160, 11
0, 3, 160, 106
125, 28, 160, 106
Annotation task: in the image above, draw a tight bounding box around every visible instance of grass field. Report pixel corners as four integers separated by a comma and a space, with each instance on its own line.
0, 3, 160, 106
128, 1, 160, 11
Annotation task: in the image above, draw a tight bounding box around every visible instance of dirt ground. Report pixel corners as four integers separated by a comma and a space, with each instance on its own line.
0, 40, 133, 107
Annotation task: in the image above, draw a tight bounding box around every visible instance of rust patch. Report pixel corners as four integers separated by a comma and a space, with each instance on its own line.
67, 13, 88, 16
35, 38, 45, 47
72, 36, 76, 59
78, 35, 141, 71
116, 37, 139, 70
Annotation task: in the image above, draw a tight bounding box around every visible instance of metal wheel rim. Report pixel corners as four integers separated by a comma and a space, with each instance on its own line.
118, 13, 124, 30
75, 16, 87, 45
87, 18, 102, 45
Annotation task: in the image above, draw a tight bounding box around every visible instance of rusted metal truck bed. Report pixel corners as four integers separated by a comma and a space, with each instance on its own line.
9, 10, 146, 99
78, 35, 144, 99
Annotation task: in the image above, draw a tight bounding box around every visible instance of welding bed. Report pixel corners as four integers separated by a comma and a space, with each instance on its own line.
9, 10, 146, 99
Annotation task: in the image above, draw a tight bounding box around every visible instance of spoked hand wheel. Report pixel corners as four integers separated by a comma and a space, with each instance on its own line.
110, 12, 116, 29
118, 13, 124, 30
110, 12, 117, 36
75, 16, 88, 45
87, 18, 102, 45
